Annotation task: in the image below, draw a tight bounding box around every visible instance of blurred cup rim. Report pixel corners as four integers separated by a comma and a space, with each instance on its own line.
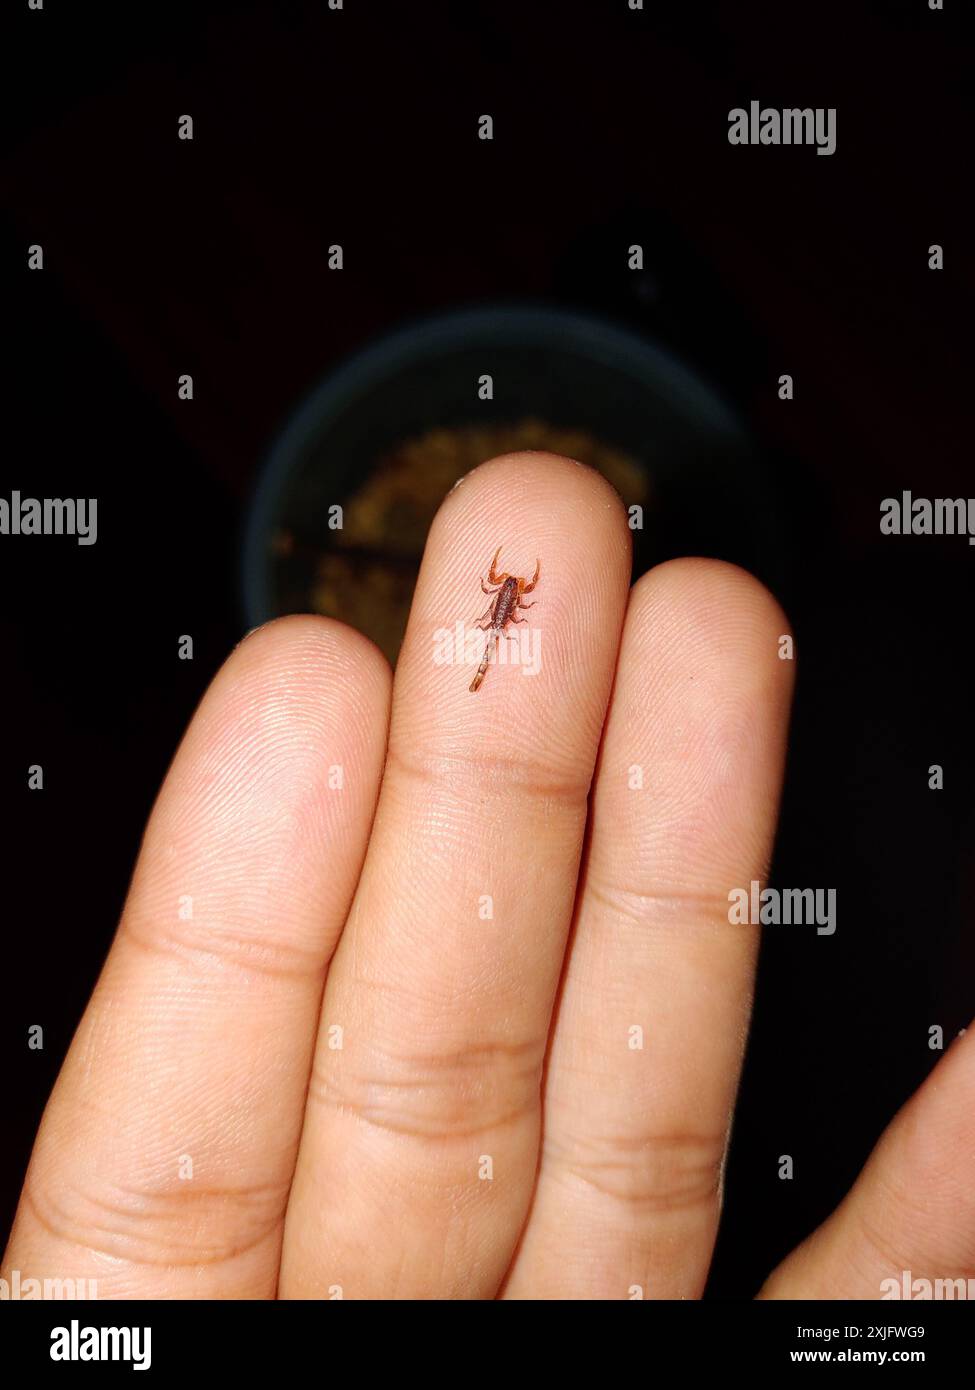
241, 301, 750, 627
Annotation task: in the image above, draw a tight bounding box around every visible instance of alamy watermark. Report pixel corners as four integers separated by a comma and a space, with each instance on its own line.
50, 1319, 151, 1371
881, 1270, 975, 1300
880, 492, 975, 546
0, 491, 97, 545
728, 102, 836, 156
432, 620, 542, 679
728, 881, 836, 935
1, 1268, 98, 1299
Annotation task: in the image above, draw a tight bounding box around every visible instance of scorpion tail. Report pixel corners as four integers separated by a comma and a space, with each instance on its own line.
469, 632, 498, 693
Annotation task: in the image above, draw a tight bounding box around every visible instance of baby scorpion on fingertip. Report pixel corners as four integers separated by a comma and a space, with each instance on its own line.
469, 545, 540, 693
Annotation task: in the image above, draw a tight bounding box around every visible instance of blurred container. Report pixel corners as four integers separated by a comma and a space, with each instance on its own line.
242, 304, 784, 663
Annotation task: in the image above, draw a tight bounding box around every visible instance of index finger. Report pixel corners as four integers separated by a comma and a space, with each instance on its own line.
2, 618, 391, 1298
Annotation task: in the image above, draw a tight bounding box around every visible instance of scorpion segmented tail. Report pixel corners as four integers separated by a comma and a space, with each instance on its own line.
470, 630, 499, 693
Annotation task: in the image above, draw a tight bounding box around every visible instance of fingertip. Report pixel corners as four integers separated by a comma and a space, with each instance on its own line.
232, 611, 392, 688
436, 449, 632, 559
629, 557, 793, 661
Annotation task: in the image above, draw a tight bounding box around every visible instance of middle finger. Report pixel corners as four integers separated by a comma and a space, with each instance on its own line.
280, 451, 631, 1298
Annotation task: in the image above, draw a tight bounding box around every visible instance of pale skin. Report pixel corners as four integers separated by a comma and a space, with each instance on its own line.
4, 451, 974, 1299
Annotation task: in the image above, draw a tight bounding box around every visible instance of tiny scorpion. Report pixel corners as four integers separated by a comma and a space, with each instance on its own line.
469, 545, 540, 693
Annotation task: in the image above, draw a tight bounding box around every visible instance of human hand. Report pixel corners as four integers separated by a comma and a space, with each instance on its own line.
5, 452, 973, 1299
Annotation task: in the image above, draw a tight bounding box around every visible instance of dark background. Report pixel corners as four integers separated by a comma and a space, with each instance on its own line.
2, 0, 971, 1298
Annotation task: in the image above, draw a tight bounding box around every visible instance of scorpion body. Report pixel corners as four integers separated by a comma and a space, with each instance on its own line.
469, 547, 540, 693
